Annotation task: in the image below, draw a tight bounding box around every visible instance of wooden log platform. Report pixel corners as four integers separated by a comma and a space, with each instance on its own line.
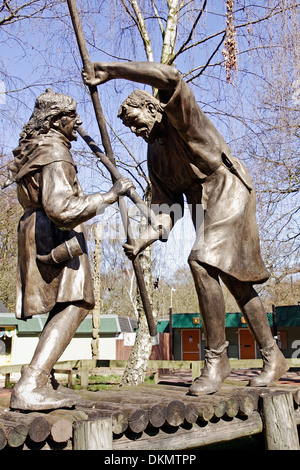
0, 382, 299, 450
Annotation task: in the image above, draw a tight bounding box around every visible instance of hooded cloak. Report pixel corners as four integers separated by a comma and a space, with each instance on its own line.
13, 129, 95, 319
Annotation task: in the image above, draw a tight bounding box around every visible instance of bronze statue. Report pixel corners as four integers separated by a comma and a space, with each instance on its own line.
83, 61, 289, 395
7, 89, 134, 410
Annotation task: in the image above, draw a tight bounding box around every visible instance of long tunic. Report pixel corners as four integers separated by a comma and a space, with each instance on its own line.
13, 130, 101, 319
148, 79, 269, 284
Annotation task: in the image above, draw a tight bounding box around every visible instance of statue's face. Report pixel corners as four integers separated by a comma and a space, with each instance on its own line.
121, 103, 161, 143
53, 111, 82, 141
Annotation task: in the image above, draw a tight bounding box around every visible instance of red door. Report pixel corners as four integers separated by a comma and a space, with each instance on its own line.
182, 329, 200, 360
239, 329, 256, 359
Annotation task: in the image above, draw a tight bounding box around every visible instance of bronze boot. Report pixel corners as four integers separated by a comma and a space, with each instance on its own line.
189, 341, 231, 396
10, 365, 82, 411
249, 341, 289, 387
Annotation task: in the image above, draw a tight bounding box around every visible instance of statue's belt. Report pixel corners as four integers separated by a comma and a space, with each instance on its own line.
189, 156, 253, 192
221, 154, 253, 192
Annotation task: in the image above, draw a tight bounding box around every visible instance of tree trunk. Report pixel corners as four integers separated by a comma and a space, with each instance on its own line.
160, 0, 180, 65
91, 224, 102, 359
120, 188, 157, 386
119, 248, 154, 386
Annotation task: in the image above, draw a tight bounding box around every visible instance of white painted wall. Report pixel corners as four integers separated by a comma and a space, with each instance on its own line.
9, 334, 117, 365
13, 336, 40, 365
59, 336, 117, 362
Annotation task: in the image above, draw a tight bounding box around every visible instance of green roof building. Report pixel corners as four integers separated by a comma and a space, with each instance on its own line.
1, 302, 300, 365
0, 311, 137, 366
157, 305, 300, 361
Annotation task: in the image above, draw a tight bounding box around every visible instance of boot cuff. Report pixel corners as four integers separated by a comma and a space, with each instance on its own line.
205, 341, 229, 357
259, 339, 277, 356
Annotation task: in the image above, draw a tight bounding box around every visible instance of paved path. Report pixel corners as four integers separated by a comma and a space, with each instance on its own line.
157, 367, 300, 386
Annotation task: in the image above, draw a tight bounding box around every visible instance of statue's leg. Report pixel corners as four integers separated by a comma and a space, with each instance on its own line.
28, 303, 88, 373
10, 303, 89, 410
188, 261, 231, 395
221, 274, 289, 386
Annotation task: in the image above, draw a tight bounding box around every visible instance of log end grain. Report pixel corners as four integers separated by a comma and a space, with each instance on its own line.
148, 404, 167, 428
225, 397, 239, 418
5, 423, 28, 448
166, 400, 186, 427
127, 409, 149, 434
238, 395, 255, 416
28, 416, 51, 443
197, 404, 214, 422
213, 400, 227, 418
47, 417, 73, 443
184, 403, 198, 424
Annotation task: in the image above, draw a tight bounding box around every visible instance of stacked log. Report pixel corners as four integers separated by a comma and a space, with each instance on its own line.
0, 411, 50, 444
0, 419, 27, 448
143, 384, 258, 419
75, 384, 257, 432
0, 383, 299, 450
0, 408, 89, 449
